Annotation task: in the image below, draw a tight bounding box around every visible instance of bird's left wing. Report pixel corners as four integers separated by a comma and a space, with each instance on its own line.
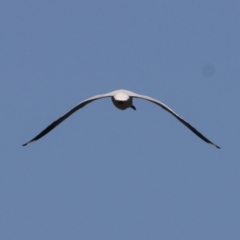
129, 91, 220, 149
22, 92, 113, 146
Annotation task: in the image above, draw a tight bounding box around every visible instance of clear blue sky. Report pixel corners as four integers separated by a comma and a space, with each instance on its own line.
1, 1, 239, 239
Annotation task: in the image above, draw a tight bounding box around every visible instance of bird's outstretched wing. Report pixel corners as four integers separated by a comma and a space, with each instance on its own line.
22, 92, 113, 146
130, 92, 220, 149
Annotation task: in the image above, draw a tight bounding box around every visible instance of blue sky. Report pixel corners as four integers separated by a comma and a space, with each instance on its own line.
1, 1, 240, 239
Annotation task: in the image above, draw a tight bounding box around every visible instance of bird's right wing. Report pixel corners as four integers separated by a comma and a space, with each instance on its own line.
22, 92, 114, 146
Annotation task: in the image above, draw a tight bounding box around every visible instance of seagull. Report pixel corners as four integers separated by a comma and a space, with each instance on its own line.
22, 89, 220, 148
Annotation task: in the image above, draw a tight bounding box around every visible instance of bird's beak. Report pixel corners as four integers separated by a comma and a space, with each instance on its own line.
131, 105, 136, 110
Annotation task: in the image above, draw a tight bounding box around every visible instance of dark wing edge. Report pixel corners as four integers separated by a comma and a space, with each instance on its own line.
131, 93, 220, 149
22, 94, 111, 146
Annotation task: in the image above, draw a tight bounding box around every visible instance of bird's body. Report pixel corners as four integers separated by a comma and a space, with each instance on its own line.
22, 89, 220, 148
111, 91, 134, 110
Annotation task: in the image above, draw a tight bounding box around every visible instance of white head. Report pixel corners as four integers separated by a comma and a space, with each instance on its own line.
111, 92, 136, 110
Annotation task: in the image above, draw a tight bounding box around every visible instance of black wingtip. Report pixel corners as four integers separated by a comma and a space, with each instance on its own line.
212, 143, 220, 149
22, 141, 32, 146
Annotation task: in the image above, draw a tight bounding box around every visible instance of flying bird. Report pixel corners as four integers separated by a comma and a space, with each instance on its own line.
22, 89, 220, 148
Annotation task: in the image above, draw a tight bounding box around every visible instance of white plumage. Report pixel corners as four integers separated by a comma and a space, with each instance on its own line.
23, 89, 220, 148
